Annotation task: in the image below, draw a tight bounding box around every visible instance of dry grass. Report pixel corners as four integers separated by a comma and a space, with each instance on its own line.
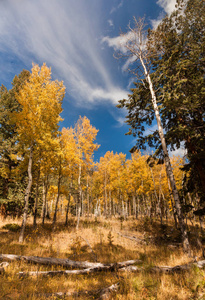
0, 215, 205, 299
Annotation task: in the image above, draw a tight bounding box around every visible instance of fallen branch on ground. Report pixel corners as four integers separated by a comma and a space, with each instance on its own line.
36, 283, 119, 299
18, 260, 140, 277
0, 254, 141, 269
97, 282, 120, 300
150, 260, 205, 273
0, 262, 9, 274
120, 260, 205, 273
0, 254, 107, 268
78, 235, 98, 262
117, 232, 147, 244
2, 253, 204, 276
18, 259, 205, 277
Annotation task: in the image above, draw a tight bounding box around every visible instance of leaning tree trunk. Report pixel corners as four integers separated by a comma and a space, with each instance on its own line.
65, 194, 71, 226
140, 54, 190, 253
19, 144, 33, 243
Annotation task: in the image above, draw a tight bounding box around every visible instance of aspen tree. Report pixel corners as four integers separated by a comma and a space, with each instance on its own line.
74, 116, 99, 228
13, 63, 65, 242
117, 18, 190, 252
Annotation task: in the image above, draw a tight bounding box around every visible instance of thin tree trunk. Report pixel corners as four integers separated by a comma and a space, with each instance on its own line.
42, 176, 49, 225
104, 170, 108, 217
41, 181, 46, 225
19, 144, 33, 243
76, 163, 82, 226
53, 163, 62, 225
65, 178, 73, 225
76, 206, 81, 230
65, 194, 71, 226
137, 194, 140, 218
109, 190, 112, 217
33, 165, 40, 227
81, 191, 84, 216
139, 52, 190, 253
87, 187, 89, 217
158, 166, 164, 225
167, 177, 178, 229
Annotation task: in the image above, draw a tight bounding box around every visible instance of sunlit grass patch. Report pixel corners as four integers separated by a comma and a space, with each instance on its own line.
0, 216, 205, 299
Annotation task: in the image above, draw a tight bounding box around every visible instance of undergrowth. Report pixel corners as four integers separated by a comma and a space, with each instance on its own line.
0, 216, 205, 299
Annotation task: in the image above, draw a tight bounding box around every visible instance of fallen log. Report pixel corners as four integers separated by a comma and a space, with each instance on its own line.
39, 291, 81, 299
18, 260, 141, 277
3, 253, 204, 276
0, 254, 141, 269
18, 259, 205, 277
98, 282, 119, 300
117, 232, 147, 244
37, 282, 119, 299
149, 260, 205, 273
119, 260, 205, 273
18, 266, 116, 277
0, 262, 9, 274
0, 254, 104, 268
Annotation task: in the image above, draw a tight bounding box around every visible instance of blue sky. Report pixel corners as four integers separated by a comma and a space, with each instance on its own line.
0, 0, 178, 161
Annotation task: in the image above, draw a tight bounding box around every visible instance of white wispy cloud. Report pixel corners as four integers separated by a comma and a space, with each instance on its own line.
102, 0, 177, 73
157, 0, 177, 15
108, 19, 114, 27
0, 0, 128, 106
102, 31, 135, 54
102, 28, 147, 74
151, 0, 177, 28
143, 124, 158, 136
110, 0, 124, 14
169, 141, 187, 157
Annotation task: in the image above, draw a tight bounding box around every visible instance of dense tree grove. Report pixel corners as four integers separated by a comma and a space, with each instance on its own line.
0, 0, 204, 246
0, 74, 191, 224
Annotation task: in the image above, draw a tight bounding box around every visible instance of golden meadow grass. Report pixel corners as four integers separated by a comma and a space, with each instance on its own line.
0, 216, 205, 299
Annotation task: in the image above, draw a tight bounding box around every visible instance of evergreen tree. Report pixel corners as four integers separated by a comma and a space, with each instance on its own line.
118, 0, 204, 204
147, 0, 205, 203
0, 70, 30, 200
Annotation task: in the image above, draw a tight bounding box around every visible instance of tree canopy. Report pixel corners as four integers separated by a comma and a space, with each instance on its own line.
117, 0, 205, 203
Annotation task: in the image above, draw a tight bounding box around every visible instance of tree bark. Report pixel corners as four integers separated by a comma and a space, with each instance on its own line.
19, 144, 33, 243
76, 206, 81, 230
0, 254, 141, 269
42, 176, 49, 225
18, 265, 121, 277
76, 163, 82, 228
65, 193, 71, 226
53, 162, 62, 224
33, 165, 40, 227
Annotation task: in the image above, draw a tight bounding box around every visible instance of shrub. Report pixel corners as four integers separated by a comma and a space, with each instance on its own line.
2, 223, 21, 232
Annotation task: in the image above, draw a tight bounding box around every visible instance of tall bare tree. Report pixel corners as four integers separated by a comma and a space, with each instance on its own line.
115, 18, 190, 253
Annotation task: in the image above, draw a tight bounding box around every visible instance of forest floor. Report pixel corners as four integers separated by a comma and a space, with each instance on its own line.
0, 215, 205, 299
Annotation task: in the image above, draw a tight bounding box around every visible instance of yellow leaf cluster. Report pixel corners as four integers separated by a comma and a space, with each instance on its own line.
13, 63, 65, 148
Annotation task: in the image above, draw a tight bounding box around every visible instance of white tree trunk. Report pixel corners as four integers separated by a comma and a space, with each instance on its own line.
140, 54, 190, 252
19, 145, 33, 243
